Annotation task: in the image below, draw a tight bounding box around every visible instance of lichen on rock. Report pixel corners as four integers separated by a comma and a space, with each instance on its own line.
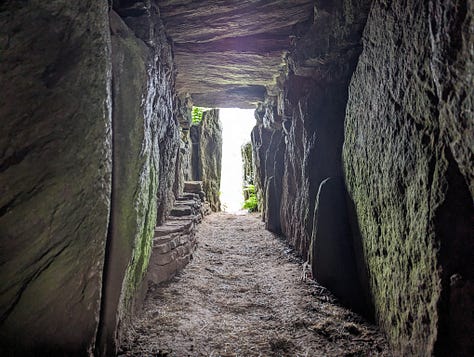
343, 0, 473, 354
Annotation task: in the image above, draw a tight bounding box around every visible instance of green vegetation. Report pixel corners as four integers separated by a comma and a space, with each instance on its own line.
243, 184, 259, 212
192, 106, 204, 124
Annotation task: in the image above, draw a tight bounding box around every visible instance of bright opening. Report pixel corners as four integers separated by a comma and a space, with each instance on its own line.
220, 108, 256, 213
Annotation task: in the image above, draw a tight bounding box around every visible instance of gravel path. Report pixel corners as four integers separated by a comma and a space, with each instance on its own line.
120, 212, 390, 357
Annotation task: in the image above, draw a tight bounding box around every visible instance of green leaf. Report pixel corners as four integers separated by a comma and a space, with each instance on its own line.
192, 107, 204, 124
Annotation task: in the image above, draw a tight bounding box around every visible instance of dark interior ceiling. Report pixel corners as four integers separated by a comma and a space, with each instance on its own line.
157, 0, 314, 108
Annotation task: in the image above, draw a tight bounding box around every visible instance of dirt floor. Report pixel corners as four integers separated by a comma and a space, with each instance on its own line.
119, 212, 391, 357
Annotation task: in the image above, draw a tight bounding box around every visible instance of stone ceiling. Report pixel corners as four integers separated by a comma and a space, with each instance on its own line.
156, 0, 314, 108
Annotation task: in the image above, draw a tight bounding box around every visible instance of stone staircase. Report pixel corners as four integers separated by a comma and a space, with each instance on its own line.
146, 181, 210, 285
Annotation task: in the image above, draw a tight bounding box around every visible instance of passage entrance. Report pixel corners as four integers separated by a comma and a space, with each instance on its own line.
219, 109, 255, 212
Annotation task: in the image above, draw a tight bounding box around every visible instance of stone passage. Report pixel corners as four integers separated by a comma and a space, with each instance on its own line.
120, 213, 390, 356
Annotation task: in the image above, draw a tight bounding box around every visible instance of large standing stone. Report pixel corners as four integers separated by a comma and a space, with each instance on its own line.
263, 130, 285, 234
311, 177, 367, 315
176, 93, 194, 191
189, 110, 222, 212
0, 1, 112, 354
343, 0, 473, 354
251, 125, 273, 215
96, 6, 170, 354
241, 142, 254, 199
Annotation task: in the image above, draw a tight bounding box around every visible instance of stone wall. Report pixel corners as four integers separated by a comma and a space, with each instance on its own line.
251, 0, 373, 317
97, 2, 181, 354
343, 0, 473, 355
1, 0, 472, 355
0, 1, 112, 355
252, 0, 473, 355
0, 1, 186, 355
189, 110, 223, 212
241, 142, 254, 200
176, 94, 194, 187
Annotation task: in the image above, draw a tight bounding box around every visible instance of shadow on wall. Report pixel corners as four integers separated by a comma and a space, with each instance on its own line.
311, 176, 375, 320
434, 151, 474, 356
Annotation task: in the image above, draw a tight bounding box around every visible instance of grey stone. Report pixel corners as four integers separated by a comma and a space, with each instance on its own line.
189, 110, 223, 212
158, 0, 314, 107
0, 1, 112, 354
343, 1, 473, 354
184, 181, 203, 193
311, 177, 366, 315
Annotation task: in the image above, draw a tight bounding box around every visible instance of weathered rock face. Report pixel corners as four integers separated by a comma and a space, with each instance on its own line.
189, 110, 223, 212
0, 1, 112, 355
251, 0, 373, 318
0, 0, 187, 355
241, 142, 254, 200
343, 1, 473, 355
157, 0, 314, 108
311, 177, 367, 315
97, 2, 180, 354
252, 122, 285, 234
176, 93, 194, 187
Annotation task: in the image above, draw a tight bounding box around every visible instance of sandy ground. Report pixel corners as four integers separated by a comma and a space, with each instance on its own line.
119, 212, 391, 357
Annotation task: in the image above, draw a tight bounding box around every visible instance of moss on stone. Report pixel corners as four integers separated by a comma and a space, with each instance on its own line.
342, 1, 472, 353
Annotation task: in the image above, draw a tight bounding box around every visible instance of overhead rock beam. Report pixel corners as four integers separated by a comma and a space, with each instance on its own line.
157, 0, 314, 108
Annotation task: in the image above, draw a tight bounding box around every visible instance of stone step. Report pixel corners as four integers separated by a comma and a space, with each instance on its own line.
177, 193, 200, 201
169, 206, 193, 217
165, 217, 194, 228
174, 200, 200, 207
154, 224, 185, 238
147, 183, 207, 287
183, 181, 203, 193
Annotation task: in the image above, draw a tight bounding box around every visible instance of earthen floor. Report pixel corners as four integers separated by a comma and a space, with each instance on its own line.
120, 212, 390, 357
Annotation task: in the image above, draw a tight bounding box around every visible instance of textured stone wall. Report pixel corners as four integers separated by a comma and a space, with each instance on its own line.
97, 2, 181, 353
241, 142, 254, 200
190, 110, 223, 212
251, 0, 373, 317
0, 1, 186, 355
176, 94, 194, 187
343, 0, 473, 355
0, 1, 112, 355
251, 113, 285, 233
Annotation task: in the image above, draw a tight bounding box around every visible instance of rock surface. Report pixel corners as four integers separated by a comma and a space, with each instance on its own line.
343, 1, 474, 355
241, 142, 254, 200
157, 0, 314, 107
176, 93, 194, 190
311, 177, 366, 315
189, 110, 223, 212
251, 0, 373, 318
0, 1, 112, 354
97, 4, 179, 354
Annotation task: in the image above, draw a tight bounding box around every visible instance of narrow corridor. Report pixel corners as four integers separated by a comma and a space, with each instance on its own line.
120, 213, 390, 357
